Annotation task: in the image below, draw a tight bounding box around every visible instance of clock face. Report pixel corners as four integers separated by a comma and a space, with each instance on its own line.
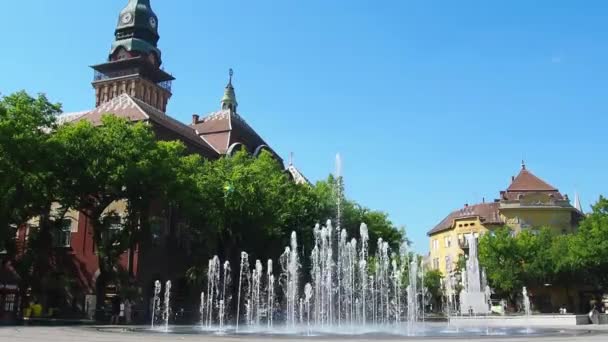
149, 17, 157, 28
121, 13, 133, 24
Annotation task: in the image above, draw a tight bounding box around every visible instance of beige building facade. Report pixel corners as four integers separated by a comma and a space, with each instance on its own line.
428, 163, 583, 276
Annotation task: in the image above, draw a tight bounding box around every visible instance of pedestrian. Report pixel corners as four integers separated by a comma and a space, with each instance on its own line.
124, 298, 133, 325
110, 295, 121, 325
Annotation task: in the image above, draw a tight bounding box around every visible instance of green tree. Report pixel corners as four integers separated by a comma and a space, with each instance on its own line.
0, 91, 71, 307
516, 228, 556, 287
0, 91, 61, 247
568, 196, 608, 287
424, 269, 444, 312
478, 227, 524, 301
52, 115, 196, 315
189, 150, 323, 273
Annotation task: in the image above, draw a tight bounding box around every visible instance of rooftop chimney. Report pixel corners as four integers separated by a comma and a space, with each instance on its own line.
192, 114, 200, 124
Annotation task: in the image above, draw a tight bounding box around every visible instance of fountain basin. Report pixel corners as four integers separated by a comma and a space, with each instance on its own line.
130, 322, 590, 338
450, 314, 598, 326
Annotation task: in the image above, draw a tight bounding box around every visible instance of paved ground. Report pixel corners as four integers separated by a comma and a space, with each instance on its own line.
0, 325, 607, 342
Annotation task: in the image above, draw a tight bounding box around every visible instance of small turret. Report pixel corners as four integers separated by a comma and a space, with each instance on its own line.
221, 69, 238, 113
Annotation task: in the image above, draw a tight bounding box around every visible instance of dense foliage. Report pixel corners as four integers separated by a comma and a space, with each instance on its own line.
0, 91, 405, 313
478, 197, 608, 302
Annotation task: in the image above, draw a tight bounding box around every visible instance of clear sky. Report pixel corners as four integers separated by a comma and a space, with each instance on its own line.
1, 0, 606, 253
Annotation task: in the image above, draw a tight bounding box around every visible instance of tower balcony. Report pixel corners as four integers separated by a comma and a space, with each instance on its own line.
93, 70, 173, 93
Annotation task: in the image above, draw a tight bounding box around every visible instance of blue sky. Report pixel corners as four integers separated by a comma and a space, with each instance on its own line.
1, 0, 606, 253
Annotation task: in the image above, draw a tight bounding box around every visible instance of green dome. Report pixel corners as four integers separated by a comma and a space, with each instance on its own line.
221, 69, 238, 112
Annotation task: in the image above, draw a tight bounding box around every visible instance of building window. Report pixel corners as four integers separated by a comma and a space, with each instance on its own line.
432, 239, 439, 251
447, 236, 452, 247
3, 294, 16, 312
53, 219, 72, 248
433, 258, 440, 270
102, 215, 123, 244
445, 256, 451, 272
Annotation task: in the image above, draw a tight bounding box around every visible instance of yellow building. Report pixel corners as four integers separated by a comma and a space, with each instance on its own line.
428, 163, 583, 276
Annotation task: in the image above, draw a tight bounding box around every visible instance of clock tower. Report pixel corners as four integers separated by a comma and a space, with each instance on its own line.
91, 0, 174, 112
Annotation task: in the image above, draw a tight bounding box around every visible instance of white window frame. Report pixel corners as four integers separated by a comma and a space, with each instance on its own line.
53, 219, 72, 248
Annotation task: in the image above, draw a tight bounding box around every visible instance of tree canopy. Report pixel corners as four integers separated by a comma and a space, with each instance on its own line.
1, 91, 407, 307
478, 198, 608, 302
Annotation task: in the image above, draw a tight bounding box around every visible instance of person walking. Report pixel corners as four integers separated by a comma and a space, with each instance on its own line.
110, 295, 121, 325
124, 298, 133, 325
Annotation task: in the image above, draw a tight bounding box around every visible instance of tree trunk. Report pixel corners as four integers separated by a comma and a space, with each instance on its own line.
91, 215, 109, 322
95, 270, 107, 321
32, 204, 53, 308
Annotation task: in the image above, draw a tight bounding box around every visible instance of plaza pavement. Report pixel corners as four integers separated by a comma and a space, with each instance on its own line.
0, 325, 608, 342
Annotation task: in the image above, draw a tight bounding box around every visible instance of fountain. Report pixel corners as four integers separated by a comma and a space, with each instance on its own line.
522, 287, 531, 317
163, 280, 171, 331
459, 234, 490, 315
142, 225, 570, 338
267, 259, 275, 329
151, 280, 162, 328
236, 252, 250, 331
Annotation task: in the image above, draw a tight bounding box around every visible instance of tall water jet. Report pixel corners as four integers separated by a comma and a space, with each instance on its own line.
337, 229, 347, 326
522, 287, 531, 317
392, 257, 400, 324
252, 260, 263, 326
420, 261, 426, 323
221, 261, 231, 329
376, 238, 391, 324
236, 252, 250, 331
348, 238, 357, 325
151, 280, 162, 328
267, 259, 275, 328
459, 234, 490, 315
207, 256, 220, 327
199, 292, 205, 327
335, 154, 344, 229
359, 223, 369, 324
163, 280, 172, 332
280, 231, 300, 327
407, 258, 419, 334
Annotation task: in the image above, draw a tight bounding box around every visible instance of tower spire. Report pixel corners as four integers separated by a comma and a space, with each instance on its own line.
92, 0, 174, 111
574, 192, 583, 213
112, 0, 161, 63
221, 68, 238, 113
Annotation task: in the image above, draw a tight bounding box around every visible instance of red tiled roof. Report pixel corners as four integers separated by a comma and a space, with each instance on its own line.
191, 110, 268, 155
70, 94, 218, 157
507, 168, 558, 192
428, 202, 503, 236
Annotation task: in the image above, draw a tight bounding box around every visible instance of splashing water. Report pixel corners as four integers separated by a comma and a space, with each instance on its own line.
151, 280, 162, 329
163, 280, 172, 332
155, 222, 426, 333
